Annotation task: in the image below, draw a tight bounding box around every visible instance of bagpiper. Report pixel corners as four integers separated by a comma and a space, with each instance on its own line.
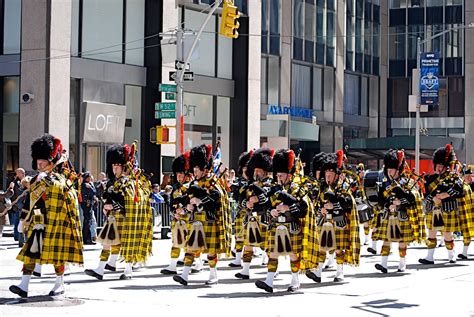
235, 148, 274, 279
419, 144, 474, 265
255, 149, 308, 293
161, 151, 194, 275
459, 164, 474, 259
173, 144, 232, 286
10, 134, 83, 297
85, 142, 153, 280
312, 150, 360, 283
373, 150, 425, 273
228, 150, 253, 268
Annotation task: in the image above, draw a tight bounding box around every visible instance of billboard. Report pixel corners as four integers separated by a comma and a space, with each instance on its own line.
420, 52, 440, 107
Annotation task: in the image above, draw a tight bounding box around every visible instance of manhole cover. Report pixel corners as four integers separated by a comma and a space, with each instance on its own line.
2, 296, 85, 307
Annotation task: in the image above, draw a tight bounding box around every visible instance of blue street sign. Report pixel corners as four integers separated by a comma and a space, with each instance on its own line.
420, 52, 440, 108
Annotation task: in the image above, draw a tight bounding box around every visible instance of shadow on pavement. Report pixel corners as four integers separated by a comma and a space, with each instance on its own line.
110, 283, 212, 291
199, 290, 303, 299
351, 298, 419, 317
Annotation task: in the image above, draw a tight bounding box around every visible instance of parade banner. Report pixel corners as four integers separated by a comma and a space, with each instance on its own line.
420, 52, 440, 107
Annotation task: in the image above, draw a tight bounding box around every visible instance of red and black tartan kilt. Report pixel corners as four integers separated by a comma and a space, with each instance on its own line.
425, 210, 458, 233
267, 223, 303, 255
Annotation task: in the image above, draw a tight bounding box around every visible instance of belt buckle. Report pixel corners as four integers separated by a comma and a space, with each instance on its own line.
277, 215, 285, 223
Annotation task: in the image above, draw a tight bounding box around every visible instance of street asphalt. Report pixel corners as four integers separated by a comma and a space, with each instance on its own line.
1, 225, 474, 317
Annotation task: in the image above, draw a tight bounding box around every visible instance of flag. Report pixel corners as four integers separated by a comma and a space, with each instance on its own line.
213, 142, 222, 176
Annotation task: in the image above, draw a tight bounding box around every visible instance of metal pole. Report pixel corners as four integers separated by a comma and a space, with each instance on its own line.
175, 0, 222, 157
415, 37, 421, 174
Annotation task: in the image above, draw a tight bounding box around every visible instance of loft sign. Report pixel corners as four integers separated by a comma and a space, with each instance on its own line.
83, 101, 126, 143
267, 104, 313, 119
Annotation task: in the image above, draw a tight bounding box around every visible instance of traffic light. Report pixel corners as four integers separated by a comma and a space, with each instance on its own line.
219, 0, 240, 39
150, 126, 174, 144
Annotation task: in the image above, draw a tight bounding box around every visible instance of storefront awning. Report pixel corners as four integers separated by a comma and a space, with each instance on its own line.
345, 136, 463, 160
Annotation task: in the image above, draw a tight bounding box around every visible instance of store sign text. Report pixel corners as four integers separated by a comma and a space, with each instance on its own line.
267, 104, 313, 119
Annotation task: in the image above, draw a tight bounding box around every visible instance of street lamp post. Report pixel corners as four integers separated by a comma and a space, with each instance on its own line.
414, 22, 474, 173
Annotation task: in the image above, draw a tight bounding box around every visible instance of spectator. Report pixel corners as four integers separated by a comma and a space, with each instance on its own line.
0, 189, 13, 239
94, 172, 107, 200
151, 184, 164, 204
81, 172, 97, 245
8, 168, 27, 247
161, 185, 173, 206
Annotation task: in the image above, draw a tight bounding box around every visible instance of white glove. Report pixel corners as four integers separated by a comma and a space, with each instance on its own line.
37, 172, 48, 180
17, 220, 24, 233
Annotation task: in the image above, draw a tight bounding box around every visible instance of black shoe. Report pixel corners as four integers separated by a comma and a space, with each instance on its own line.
32, 271, 41, 277
105, 264, 116, 272
177, 260, 184, 266
161, 268, 177, 275
228, 262, 242, 268
231, 250, 236, 257
449, 259, 456, 264
458, 254, 468, 260
418, 258, 435, 265
305, 271, 321, 283
84, 269, 103, 280
235, 273, 249, 279
367, 247, 377, 255
333, 277, 344, 282
173, 275, 188, 286
84, 241, 96, 245
255, 280, 273, 293
18, 243, 24, 248
119, 274, 131, 280
287, 285, 300, 292
205, 279, 218, 285
48, 290, 64, 296
375, 264, 388, 274
191, 268, 202, 274
9, 285, 27, 298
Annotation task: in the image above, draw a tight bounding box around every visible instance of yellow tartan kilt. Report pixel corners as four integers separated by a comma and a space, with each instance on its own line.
267, 223, 303, 255
185, 212, 221, 254
425, 210, 458, 232
317, 223, 350, 251
234, 210, 245, 243
372, 217, 415, 243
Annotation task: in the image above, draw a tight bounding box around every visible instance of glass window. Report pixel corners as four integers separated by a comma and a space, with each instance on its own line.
3, 77, 19, 113
327, 9, 335, 48
269, 0, 281, 55
268, 56, 280, 105
407, 25, 423, 59
364, 20, 371, 55
346, 14, 354, 52
185, 9, 216, 77
360, 76, 368, 116
262, 0, 268, 54
125, 0, 145, 66
355, 18, 363, 53
409, 0, 423, 7
183, 92, 213, 150
373, 23, 380, 57
323, 68, 334, 112
305, 3, 315, 40
69, 79, 80, 168
448, 77, 464, 117
426, 25, 443, 56
291, 64, 311, 108
356, 0, 364, 18
390, 25, 406, 60
344, 73, 360, 115
426, 0, 443, 6
261, 58, 268, 104
316, 5, 325, 45
446, 24, 462, 58
445, 0, 462, 4
124, 86, 142, 146
82, 0, 123, 63
388, 78, 409, 117
313, 67, 323, 111
294, 0, 304, 39
4, 0, 22, 54
390, 0, 407, 8
218, 18, 233, 79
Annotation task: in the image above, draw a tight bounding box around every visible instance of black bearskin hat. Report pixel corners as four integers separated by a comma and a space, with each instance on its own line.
433, 144, 456, 167
312, 152, 327, 177
383, 149, 405, 178
321, 150, 345, 175
238, 150, 254, 176
190, 144, 213, 170
172, 151, 190, 174
31, 134, 63, 170
272, 149, 296, 174
247, 148, 274, 175
106, 144, 131, 179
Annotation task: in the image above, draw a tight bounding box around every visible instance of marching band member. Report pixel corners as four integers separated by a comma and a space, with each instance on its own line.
419, 144, 473, 265
173, 144, 232, 286
459, 165, 474, 260
235, 148, 274, 279
10, 134, 83, 297
255, 149, 308, 293
373, 150, 425, 273
312, 150, 360, 283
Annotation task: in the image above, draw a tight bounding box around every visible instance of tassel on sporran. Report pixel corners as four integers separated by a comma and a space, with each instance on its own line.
387, 215, 402, 242
432, 206, 444, 232
274, 225, 292, 256
319, 221, 336, 252
97, 215, 120, 246
172, 220, 188, 249
187, 221, 206, 252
